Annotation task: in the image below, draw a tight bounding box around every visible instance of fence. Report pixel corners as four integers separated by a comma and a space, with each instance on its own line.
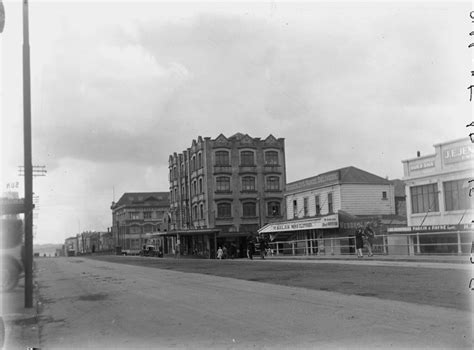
266, 231, 473, 256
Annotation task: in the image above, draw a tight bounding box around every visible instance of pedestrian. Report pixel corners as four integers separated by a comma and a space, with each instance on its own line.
222, 245, 228, 259
217, 246, 223, 260
259, 237, 267, 260
355, 224, 364, 258
247, 239, 255, 260
363, 222, 375, 257
175, 239, 181, 259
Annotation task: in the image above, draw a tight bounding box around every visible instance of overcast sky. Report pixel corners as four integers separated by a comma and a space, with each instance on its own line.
0, 1, 470, 244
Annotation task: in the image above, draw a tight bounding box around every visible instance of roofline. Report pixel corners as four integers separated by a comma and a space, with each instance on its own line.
433, 137, 470, 147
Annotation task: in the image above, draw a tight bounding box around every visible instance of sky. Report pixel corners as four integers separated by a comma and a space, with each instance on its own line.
0, 0, 471, 244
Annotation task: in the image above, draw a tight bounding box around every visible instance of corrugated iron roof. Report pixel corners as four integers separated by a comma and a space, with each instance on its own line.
113, 192, 170, 208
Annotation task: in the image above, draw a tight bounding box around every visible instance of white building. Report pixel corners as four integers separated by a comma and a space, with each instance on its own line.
389, 138, 473, 254
259, 166, 397, 255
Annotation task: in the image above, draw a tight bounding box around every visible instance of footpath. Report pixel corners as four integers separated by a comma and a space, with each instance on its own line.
2, 254, 472, 349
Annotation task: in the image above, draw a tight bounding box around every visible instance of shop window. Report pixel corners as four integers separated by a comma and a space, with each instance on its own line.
242, 202, 256, 217
240, 151, 255, 166
265, 151, 279, 165
444, 179, 470, 211
410, 183, 439, 214
217, 203, 231, 218
215, 151, 230, 166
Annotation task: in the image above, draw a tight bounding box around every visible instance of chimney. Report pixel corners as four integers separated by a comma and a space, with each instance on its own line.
417, 151, 420, 157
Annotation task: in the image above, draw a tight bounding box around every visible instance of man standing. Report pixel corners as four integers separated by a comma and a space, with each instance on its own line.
363, 222, 375, 257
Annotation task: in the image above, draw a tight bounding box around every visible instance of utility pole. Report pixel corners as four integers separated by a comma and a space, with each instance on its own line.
23, 0, 33, 308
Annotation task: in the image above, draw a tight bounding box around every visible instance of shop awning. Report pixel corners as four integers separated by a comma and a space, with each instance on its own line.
258, 213, 339, 234
158, 229, 220, 237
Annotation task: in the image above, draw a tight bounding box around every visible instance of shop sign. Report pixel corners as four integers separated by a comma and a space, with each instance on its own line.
388, 223, 474, 233
287, 172, 339, 192
443, 144, 474, 164
409, 160, 435, 171
259, 214, 339, 233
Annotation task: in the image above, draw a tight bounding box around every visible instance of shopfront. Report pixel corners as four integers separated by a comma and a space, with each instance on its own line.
160, 229, 219, 258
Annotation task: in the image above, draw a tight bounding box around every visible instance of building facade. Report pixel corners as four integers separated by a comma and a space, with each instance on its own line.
168, 133, 286, 258
111, 192, 170, 254
259, 166, 399, 255
388, 138, 473, 254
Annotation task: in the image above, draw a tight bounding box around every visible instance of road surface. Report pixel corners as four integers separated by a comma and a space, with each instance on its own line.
27, 257, 473, 349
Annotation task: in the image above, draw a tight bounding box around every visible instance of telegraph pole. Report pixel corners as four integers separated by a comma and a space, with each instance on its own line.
23, 0, 33, 308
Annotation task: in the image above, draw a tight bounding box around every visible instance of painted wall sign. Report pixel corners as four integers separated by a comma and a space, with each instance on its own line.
388, 223, 473, 233
443, 145, 474, 164
259, 214, 339, 233
409, 160, 435, 171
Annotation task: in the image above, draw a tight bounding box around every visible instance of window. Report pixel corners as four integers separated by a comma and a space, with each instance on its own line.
173, 166, 177, 179
193, 205, 198, 220
266, 176, 280, 191
444, 179, 470, 211
303, 197, 309, 217
182, 185, 186, 199
328, 193, 333, 213
215, 151, 229, 166
192, 181, 197, 196
315, 195, 321, 215
382, 191, 387, 200
199, 178, 203, 193
410, 183, 439, 214
174, 188, 178, 201
169, 169, 173, 181
130, 226, 141, 234
268, 202, 280, 216
216, 177, 231, 192
242, 202, 256, 217
130, 212, 140, 220
181, 163, 185, 174
192, 156, 196, 171
198, 153, 202, 169
144, 212, 152, 219
240, 151, 255, 166
217, 203, 231, 218
293, 200, 298, 218
242, 176, 256, 191
265, 151, 279, 165
200, 204, 204, 219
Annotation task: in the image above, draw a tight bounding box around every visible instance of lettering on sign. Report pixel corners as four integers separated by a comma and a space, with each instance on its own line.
443, 145, 474, 164
409, 160, 435, 171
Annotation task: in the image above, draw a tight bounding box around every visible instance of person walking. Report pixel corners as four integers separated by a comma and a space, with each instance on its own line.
259, 236, 267, 260
217, 246, 223, 260
355, 224, 364, 258
247, 239, 255, 260
363, 222, 375, 257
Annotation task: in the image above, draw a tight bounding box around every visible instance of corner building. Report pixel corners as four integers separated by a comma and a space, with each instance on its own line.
388, 138, 473, 254
168, 133, 286, 258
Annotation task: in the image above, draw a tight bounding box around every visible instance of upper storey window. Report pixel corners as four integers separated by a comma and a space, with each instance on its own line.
265, 151, 279, 165
215, 151, 230, 166
240, 151, 255, 166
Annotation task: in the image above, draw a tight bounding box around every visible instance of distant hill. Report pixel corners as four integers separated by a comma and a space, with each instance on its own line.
34, 243, 63, 256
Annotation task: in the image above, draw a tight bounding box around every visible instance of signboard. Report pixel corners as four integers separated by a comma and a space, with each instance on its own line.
286, 172, 339, 192
443, 144, 473, 164
388, 223, 474, 233
259, 214, 339, 233
409, 160, 435, 171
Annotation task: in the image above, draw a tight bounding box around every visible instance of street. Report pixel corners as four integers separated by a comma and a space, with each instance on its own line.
5, 256, 470, 349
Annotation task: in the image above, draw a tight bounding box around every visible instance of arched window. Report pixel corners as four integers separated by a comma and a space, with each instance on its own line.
267, 202, 280, 216
198, 152, 202, 168
200, 204, 204, 219
242, 176, 256, 191
217, 203, 231, 218
199, 178, 203, 193
265, 151, 279, 165
266, 176, 280, 191
216, 176, 230, 192
242, 202, 256, 217
240, 151, 254, 166
215, 151, 230, 166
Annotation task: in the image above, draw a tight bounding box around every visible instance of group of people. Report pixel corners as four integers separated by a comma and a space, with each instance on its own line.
216, 236, 268, 260
216, 243, 238, 260
355, 222, 375, 258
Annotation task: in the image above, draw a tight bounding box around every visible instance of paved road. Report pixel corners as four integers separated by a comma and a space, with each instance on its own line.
25, 257, 472, 349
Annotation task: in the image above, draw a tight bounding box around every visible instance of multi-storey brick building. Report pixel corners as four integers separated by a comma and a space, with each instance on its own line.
167, 133, 286, 258
111, 192, 170, 254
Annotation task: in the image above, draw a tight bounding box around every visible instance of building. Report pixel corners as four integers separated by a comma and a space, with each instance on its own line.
259, 166, 400, 255
64, 236, 78, 256
111, 192, 170, 254
167, 133, 286, 258
388, 138, 473, 254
